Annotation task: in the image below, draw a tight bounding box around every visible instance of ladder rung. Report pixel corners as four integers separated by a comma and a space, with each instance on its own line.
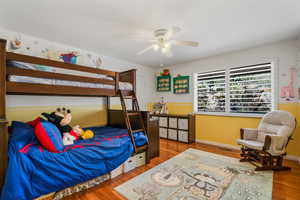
127, 112, 140, 116
131, 129, 145, 133
136, 145, 148, 153
119, 90, 133, 96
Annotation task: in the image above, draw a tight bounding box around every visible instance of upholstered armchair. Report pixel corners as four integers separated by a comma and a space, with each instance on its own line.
237, 110, 296, 171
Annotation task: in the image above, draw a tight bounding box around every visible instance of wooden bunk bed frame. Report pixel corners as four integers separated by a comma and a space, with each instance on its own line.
0, 39, 148, 190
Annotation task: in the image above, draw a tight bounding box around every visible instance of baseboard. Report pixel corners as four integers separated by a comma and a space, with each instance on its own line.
196, 139, 300, 164
196, 139, 240, 150
285, 155, 300, 164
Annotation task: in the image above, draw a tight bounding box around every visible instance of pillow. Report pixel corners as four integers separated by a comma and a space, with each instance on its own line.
34, 118, 64, 152
27, 117, 41, 127
9, 121, 37, 151
7, 61, 55, 72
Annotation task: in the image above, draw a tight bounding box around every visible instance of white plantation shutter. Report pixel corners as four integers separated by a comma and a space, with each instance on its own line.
196, 70, 226, 112
229, 63, 272, 114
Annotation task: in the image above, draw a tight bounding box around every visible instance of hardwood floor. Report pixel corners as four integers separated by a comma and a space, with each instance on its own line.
64, 139, 300, 200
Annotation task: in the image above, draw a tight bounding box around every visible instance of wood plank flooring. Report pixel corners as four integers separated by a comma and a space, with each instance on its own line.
64, 139, 300, 200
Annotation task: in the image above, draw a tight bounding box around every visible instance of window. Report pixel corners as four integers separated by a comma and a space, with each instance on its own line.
196, 70, 226, 112
229, 63, 272, 114
194, 63, 274, 116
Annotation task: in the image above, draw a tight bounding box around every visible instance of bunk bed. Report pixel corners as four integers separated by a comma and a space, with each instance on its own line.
0, 39, 149, 200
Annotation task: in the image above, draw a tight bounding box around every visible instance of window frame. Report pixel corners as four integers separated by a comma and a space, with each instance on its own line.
193, 61, 278, 118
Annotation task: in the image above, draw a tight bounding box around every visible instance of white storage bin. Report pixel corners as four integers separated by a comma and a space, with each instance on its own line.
169, 117, 177, 128
124, 157, 136, 173
159, 117, 168, 127
178, 130, 189, 143
134, 152, 146, 167
178, 118, 188, 130
110, 164, 124, 178
168, 129, 177, 140
151, 116, 159, 120
159, 128, 168, 138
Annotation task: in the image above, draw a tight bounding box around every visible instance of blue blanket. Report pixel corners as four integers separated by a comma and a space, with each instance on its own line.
1, 122, 147, 200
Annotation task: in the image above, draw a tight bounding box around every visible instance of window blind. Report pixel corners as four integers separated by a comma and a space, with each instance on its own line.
229, 63, 272, 114
197, 70, 226, 112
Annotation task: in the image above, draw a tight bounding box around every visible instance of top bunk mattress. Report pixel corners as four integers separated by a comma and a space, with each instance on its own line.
7, 61, 133, 90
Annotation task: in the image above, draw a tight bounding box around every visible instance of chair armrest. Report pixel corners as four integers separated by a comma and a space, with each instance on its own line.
240, 128, 258, 140
264, 135, 286, 155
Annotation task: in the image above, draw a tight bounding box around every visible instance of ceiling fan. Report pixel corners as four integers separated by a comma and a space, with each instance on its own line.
137, 27, 199, 57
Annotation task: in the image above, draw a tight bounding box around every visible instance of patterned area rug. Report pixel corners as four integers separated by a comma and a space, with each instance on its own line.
115, 148, 273, 200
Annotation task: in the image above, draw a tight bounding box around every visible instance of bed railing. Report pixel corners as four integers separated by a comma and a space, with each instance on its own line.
0, 39, 136, 97
0, 39, 7, 188
120, 69, 136, 93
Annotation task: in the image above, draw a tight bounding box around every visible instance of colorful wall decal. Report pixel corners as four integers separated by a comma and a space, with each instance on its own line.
10, 36, 22, 50
280, 67, 297, 101
60, 52, 79, 64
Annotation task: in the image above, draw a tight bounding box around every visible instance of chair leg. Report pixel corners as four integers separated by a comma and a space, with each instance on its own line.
273, 156, 291, 171
239, 147, 291, 171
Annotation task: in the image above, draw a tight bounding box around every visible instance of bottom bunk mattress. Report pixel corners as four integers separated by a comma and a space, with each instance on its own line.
0, 123, 148, 200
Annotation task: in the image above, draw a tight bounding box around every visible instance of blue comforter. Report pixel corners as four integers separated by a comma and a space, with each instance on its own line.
0, 122, 148, 200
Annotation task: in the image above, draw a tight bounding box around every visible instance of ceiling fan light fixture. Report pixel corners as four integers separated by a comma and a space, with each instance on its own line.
161, 47, 168, 54
153, 44, 159, 51
137, 27, 198, 56
164, 43, 170, 48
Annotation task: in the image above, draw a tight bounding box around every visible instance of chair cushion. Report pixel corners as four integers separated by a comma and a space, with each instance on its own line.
257, 111, 296, 143
237, 139, 264, 150
261, 110, 296, 128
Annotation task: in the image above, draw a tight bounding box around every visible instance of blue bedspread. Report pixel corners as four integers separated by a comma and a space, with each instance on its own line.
0, 123, 147, 200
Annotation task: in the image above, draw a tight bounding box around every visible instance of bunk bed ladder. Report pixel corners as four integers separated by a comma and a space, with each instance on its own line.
119, 90, 149, 154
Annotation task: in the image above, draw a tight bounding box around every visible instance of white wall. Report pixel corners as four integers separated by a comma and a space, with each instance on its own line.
0, 28, 156, 110
156, 39, 299, 104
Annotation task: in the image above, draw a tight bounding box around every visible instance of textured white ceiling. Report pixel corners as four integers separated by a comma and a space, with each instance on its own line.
1, 0, 300, 68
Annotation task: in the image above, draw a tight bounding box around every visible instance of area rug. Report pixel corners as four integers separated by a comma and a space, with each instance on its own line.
115, 148, 273, 200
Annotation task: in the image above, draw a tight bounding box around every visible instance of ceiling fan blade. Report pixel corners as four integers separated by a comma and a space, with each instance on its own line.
172, 40, 199, 47
165, 26, 181, 40
136, 45, 154, 55
171, 26, 182, 34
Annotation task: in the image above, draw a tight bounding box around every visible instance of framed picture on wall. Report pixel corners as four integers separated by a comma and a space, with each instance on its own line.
173, 75, 189, 94
157, 75, 171, 92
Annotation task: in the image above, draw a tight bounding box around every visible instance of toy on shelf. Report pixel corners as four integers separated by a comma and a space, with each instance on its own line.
173, 75, 189, 94
161, 69, 170, 76
42, 107, 94, 145
151, 97, 169, 114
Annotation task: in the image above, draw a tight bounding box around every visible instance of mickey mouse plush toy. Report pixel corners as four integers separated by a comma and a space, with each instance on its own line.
42, 108, 94, 145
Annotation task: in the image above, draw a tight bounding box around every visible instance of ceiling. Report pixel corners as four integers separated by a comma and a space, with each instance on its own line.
1, 0, 300, 68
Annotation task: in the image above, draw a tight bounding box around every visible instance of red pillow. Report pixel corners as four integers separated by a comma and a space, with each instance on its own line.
34, 118, 64, 153
27, 117, 41, 127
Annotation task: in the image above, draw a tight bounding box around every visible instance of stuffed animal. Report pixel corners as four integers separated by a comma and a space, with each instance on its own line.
161, 69, 170, 76
42, 108, 94, 145
72, 125, 94, 140
62, 133, 77, 146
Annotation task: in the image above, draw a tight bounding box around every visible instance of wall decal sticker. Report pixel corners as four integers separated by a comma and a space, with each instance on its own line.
94, 57, 102, 68
280, 67, 297, 101
10, 35, 22, 50
60, 52, 79, 64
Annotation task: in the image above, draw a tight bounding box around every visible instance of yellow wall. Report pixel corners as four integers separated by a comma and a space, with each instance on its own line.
148, 102, 300, 157
147, 102, 193, 115
7, 105, 107, 128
